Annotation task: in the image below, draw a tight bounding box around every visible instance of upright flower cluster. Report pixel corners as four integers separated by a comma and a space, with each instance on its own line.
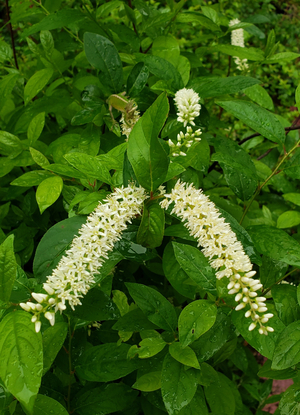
160, 180, 274, 335
229, 18, 249, 71
20, 184, 147, 332
174, 88, 201, 127
168, 126, 202, 157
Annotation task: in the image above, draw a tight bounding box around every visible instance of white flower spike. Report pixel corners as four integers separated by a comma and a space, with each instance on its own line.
22, 183, 147, 332
174, 88, 201, 127
160, 180, 274, 335
229, 18, 249, 71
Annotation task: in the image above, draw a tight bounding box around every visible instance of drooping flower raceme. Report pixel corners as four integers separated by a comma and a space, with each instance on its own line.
160, 180, 274, 335
174, 88, 201, 127
229, 18, 249, 71
20, 184, 147, 332
120, 108, 140, 140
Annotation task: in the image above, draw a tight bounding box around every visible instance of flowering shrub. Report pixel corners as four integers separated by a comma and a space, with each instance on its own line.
1, 1, 300, 415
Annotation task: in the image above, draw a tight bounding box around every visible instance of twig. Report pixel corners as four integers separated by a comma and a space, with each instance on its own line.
5, 0, 18, 69
239, 124, 300, 146
128, 0, 139, 37
262, 268, 298, 296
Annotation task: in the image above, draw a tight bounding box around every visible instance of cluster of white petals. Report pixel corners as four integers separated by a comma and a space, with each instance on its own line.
20, 184, 147, 332
229, 18, 249, 71
160, 180, 274, 335
174, 88, 201, 127
168, 126, 202, 157
120, 109, 140, 140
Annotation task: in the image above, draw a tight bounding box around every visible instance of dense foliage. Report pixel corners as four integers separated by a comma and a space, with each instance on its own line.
1, 0, 300, 414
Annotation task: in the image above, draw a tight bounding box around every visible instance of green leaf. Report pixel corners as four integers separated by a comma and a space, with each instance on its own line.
73, 383, 138, 415
161, 353, 198, 415
264, 52, 300, 64
277, 211, 300, 229
258, 359, 297, 380
188, 76, 260, 98
177, 386, 208, 415
243, 84, 274, 111
231, 307, 285, 359
84, 32, 123, 93
127, 93, 169, 191
113, 308, 159, 332
29, 147, 50, 168
216, 100, 285, 144
0, 235, 16, 302
278, 384, 300, 415
22, 9, 86, 37
272, 321, 300, 370
64, 153, 112, 184
178, 300, 217, 348
296, 84, 300, 109
272, 285, 300, 326
45, 164, 88, 180
33, 216, 87, 282
247, 225, 300, 268
10, 171, 53, 187
163, 242, 197, 299
152, 35, 180, 62
0, 311, 43, 413
260, 256, 288, 288
137, 202, 165, 249
211, 45, 264, 61
190, 310, 234, 363
127, 62, 149, 97
134, 54, 184, 92
212, 137, 258, 201
36, 176, 63, 214
71, 288, 120, 321
133, 371, 161, 392
176, 139, 210, 174
265, 29, 276, 57
27, 112, 45, 145
129, 337, 166, 359
177, 12, 221, 32
0, 131, 23, 157
283, 193, 300, 206
218, 208, 261, 265
40, 30, 54, 57
169, 343, 200, 369
76, 343, 139, 382
43, 323, 68, 374
204, 372, 236, 415
24, 68, 53, 105
32, 395, 68, 415
172, 242, 217, 295
126, 283, 177, 332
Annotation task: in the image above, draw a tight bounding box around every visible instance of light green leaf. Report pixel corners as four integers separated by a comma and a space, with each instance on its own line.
128, 337, 166, 359
0, 131, 23, 157
212, 45, 264, 61
64, 153, 112, 184
133, 371, 161, 392
277, 211, 300, 229
0, 235, 16, 302
204, 372, 236, 415
32, 394, 68, 415
272, 321, 300, 370
279, 384, 300, 415
29, 147, 50, 168
188, 76, 260, 98
0, 311, 43, 413
243, 84, 274, 110
169, 343, 200, 369
27, 112, 45, 145
283, 193, 300, 206
24, 68, 53, 105
137, 202, 165, 249
264, 52, 300, 64
178, 300, 217, 348
216, 100, 285, 143
36, 176, 63, 214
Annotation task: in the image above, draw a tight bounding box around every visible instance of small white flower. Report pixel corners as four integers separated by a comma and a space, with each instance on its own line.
35, 321, 41, 333
174, 88, 201, 127
229, 18, 249, 71
32, 293, 48, 303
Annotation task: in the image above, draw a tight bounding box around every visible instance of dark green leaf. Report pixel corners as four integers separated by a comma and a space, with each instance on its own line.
212, 45, 264, 61
272, 321, 300, 370
126, 283, 177, 332
43, 323, 68, 374
45, 164, 88, 180
259, 256, 288, 288
177, 386, 208, 415
204, 372, 236, 415
178, 300, 217, 347
24, 69, 53, 105
258, 359, 297, 380
0, 235, 17, 302
172, 242, 217, 295
278, 384, 300, 415
127, 62, 149, 97
73, 383, 138, 415
247, 225, 300, 268
112, 308, 159, 332
137, 202, 165, 249
161, 353, 198, 415
32, 395, 68, 415
216, 100, 285, 144
188, 76, 260, 98
243, 84, 274, 111
0, 311, 43, 413
84, 32, 123, 93
76, 343, 139, 382
265, 29, 276, 58
176, 12, 221, 32
127, 93, 169, 191
264, 52, 300, 64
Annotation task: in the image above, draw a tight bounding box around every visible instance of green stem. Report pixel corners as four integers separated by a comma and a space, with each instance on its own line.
239, 139, 300, 225
262, 268, 298, 296
67, 316, 73, 414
